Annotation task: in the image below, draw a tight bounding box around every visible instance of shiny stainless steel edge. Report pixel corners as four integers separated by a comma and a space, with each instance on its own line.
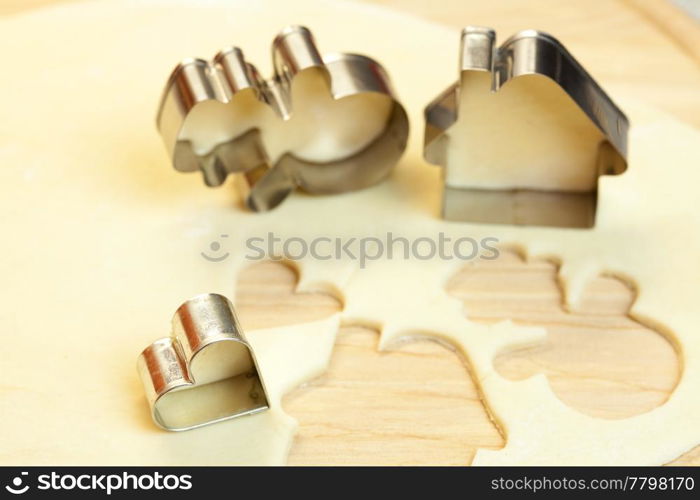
136, 293, 269, 431
157, 25, 408, 212
424, 26, 629, 228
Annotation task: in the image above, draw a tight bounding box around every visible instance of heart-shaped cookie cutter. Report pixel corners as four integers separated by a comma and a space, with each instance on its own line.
157, 25, 408, 211
424, 27, 629, 228
137, 294, 268, 431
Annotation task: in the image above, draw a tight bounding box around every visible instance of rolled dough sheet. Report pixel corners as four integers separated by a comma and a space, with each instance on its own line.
0, 0, 699, 465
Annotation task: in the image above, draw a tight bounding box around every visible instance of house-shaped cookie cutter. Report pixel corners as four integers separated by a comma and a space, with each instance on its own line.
157, 26, 408, 211
424, 27, 629, 228
137, 294, 269, 431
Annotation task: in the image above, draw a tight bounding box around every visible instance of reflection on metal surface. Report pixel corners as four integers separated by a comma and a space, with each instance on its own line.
424, 27, 629, 228
157, 26, 408, 211
137, 294, 269, 431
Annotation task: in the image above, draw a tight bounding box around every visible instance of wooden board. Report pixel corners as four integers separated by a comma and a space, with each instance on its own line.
5, 0, 700, 465
236, 254, 690, 465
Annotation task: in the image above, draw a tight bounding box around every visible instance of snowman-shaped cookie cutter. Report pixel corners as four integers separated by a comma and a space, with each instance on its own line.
157, 26, 408, 211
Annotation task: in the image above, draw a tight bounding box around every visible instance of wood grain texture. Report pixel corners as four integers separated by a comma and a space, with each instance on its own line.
284, 328, 503, 465
234, 255, 690, 465
624, 0, 700, 65
4, 0, 700, 126
6, 0, 700, 466
359, 0, 700, 128
449, 251, 679, 421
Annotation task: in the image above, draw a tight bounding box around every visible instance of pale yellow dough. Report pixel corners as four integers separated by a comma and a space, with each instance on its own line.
446, 72, 605, 191
1, 0, 699, 465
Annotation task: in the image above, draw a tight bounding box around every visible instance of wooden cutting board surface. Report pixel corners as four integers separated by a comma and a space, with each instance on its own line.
6, 0, 700, 465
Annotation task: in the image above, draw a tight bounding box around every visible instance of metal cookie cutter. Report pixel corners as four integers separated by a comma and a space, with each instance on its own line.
137, 294, 269, 431
424, 27, 629, 228
157, 25, 408, 211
